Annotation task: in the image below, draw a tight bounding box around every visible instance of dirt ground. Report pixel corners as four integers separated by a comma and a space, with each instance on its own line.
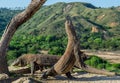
1, 72, 120, 83
5, 51, 120, 83
43, 51, 120, 83
42, 72, 120, 83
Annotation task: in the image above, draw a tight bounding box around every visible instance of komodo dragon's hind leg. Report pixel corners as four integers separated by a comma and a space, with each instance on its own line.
41, 67, 75, 79
65, 72, 76, 79
41, 67, 57, 79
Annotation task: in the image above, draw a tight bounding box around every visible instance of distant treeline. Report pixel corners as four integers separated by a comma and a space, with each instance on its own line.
0, 8, 22, 35
7, 33, 120, 60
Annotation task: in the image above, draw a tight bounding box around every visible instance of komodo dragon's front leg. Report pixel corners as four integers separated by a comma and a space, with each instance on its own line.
30, 61, 35, 75
30, 61, 44, 75
74, 42, 86, 68
65, 72, 74, 79
41, 66, 74, 79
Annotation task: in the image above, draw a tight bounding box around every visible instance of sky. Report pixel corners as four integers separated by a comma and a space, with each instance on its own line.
0, 0, 120, 8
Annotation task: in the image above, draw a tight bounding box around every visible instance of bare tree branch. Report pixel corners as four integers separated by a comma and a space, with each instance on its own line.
0, 0, 46, 74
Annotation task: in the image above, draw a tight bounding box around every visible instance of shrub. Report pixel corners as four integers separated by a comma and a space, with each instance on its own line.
111, 63, 120, 69
97, 64, 105, 69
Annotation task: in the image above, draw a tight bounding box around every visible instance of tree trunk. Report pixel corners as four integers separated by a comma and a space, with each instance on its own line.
0, 0, 46, 74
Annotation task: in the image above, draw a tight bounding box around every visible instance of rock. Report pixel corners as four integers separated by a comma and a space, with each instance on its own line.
12, 77, 41, 83
91, 26, 99, 33
9, 66, 31, 74
12, 77, 27, 83
0, 73, 9, 80
23, 80, 31, 83
63, 4, 73, 13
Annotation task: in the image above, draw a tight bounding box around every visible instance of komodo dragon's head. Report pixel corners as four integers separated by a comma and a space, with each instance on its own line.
11, 58, 26, 67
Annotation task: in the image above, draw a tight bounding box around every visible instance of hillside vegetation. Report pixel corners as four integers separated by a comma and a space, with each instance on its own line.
0, 2, 120, 60
0, 8, 22, 35
16, 2, 120, 37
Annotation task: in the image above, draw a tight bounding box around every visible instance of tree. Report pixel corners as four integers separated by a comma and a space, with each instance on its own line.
0, 0, 46, 74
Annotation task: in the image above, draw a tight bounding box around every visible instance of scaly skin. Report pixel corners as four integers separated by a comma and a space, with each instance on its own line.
12, 54, 60, 75
41, 16, 83, 79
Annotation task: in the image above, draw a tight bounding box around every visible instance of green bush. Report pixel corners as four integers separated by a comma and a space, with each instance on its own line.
85, 55, 107, 68
105, 63, 112, 69
48, 46, 64, 55
111, 63, 120, 69
97, 64, 105, 69
7, 50, 17, 60
85, 55, 120, 74
85, 60, 91, 65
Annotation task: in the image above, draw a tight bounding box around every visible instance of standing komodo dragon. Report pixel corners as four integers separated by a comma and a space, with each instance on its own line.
12, 54, 60, 75
41, 16, 85, 79
41, 16, 116, 79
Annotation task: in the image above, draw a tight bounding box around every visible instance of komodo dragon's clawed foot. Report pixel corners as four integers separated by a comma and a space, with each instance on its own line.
66, 72, 76, 79
41, 72, 48, 79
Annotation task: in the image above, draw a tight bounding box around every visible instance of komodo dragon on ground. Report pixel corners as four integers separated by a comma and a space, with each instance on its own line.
11, 53, 88, 75
12, 54, 60, 75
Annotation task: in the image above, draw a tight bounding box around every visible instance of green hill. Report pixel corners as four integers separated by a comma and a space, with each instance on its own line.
1, 2, 120, 38
15, 2, 120, 38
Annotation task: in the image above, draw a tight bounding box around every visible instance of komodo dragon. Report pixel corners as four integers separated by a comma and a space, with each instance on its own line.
12, 53, 88, 75
12, 54, 60, 75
